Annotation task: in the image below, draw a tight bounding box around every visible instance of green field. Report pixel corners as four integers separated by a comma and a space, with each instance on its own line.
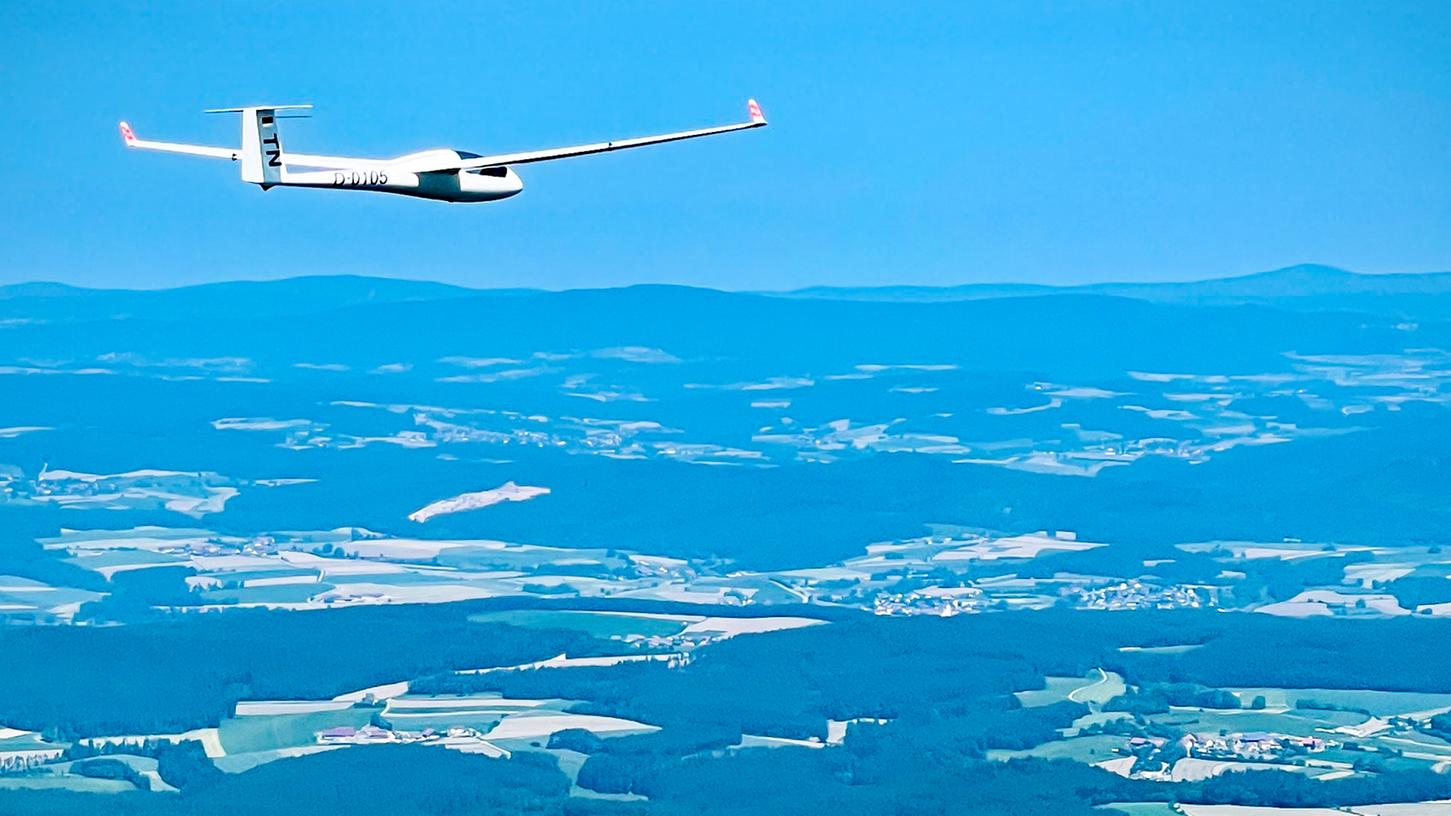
1015, 675, 1091, 708
375, 712, 507, 732
219, 708, 372, 754
201, 583, 333, 605
65, 550, 184, 570
987, 734, 1128, 763
1228, 687, 1451, 717
0, 732, 58, 751
1117, 643, 1204, 655
1098, 804, 1181, 816
1017, 670, 1131, 709
467, 609, 687, 639
0, 776, 137, 793
1070, 670, 1128, 706
1149, 707, 1365, 737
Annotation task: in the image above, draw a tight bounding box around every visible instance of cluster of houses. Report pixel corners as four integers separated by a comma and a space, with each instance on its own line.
316, 725, 511, 758
1181, 731, 1332, 759
1072, 580, 1214, 611
872, 588, 985, 617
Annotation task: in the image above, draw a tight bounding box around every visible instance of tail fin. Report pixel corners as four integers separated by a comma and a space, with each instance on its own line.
205, 104, 310, 187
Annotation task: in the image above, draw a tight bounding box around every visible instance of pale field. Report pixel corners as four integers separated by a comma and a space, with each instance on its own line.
214, 745, 346, 774
1093, 756, 1136, 777
618, 585, 739, 604
680, 616, 826, 636
387, 695, 548, 711
0, 777, 135, 793
460, 652, 682, 675
1118, 644, 1204, 655
243, 574, 320, 588
84, 728, 225, 758
933, 532, 1102, 562
774, 566, 872, 581
46, 533, 220, 552
322, 582, 501, 604
627, 554, 690, 569
1068, 669, 1127, 705
1354, 803, 1451, 816
333, 680, 409, 702
1169, 757, 1319, 782
330, 539, 482, 559
485, 713, 658, 740
436, 737, 510, 758
1228, 688, 1451, 718
986, 398, 1063, 415
1172, 801, 1340, 807
212, 417, 312, 431
735, 734, 825, 750
192, 555, 291, 570
1256, 591, 1407, 618
408, 482, 550, 523
1016, 676, 1092, 708
234, 700, 354, 716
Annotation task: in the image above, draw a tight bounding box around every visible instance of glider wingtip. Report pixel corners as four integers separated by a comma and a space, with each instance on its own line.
118, 121, 136, 144
747, 98, 766, 125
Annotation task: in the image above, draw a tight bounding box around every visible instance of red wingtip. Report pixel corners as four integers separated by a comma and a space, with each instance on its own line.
747, 99, 766, 124
119, 122, 136, 143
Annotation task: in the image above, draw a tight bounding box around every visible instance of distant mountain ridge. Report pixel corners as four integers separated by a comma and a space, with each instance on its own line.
0, 275, 526, 323
6, 264, 1451, 323
779, 264, 1451, 302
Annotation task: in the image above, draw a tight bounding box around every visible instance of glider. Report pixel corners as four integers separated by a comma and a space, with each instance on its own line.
118, 100, 767, 203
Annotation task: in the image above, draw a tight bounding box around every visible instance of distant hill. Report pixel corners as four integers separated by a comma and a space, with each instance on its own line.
0, 275, 530, 323
778, 264, 1451, 319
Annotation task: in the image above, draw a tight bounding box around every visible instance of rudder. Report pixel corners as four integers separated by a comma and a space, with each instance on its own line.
205, 104, 310, 187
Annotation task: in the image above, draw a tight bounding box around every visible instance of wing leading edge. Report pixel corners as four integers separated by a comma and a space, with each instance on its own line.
119, 122, 239, 160
420, 98, 768, 173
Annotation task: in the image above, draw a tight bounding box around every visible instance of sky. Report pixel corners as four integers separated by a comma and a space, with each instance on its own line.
2, 1, 1448, 290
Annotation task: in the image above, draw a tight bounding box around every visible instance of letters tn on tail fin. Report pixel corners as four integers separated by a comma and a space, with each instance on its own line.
206, 105, 311, 187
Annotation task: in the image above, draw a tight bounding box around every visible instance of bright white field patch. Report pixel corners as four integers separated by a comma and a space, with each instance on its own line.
409, 481, 549, 523
212, 417, 314, 431
0, 426, 52, 438
1256, 590, 1407, 617
1353, 802, 1451, 815
1094, 756, 1136, 777
333, 681, 409, 703
486, 713, 657, 740
328, 538, 482, 559
323, 582, 501, 604
234, 700, 354, 716
735, 734, 825, 750
460, 652, 683, 675
387, 695, 549, 711
934, 532, 1102, 562
680, 616, 825, 636
1169, 758, 1320, 782
1184, 801, 1352, 807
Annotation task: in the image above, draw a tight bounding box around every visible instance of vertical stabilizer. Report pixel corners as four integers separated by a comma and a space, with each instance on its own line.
205, 104, 311, 187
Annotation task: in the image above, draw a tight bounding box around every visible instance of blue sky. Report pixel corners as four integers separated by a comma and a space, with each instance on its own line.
2, 1, 1448, 290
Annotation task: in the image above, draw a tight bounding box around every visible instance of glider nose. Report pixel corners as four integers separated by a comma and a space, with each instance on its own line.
503, 167, 524, 197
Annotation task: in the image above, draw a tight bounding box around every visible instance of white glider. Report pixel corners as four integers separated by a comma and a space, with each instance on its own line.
118, 100, 767, 203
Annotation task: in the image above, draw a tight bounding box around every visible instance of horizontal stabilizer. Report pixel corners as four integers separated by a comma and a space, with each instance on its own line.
204, 104, 313, 114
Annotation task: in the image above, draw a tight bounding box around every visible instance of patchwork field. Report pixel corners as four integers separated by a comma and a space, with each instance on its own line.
467, 609, 689, 639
